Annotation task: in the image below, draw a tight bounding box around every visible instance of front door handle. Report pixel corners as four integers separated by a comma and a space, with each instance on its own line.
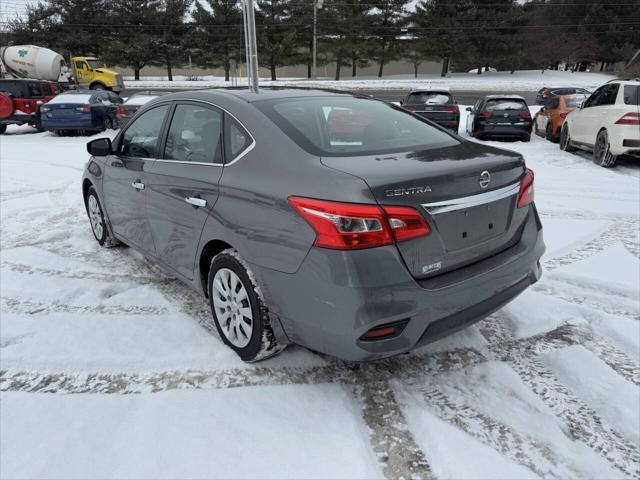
185, 196, 207, 208
132, 181, 145, 190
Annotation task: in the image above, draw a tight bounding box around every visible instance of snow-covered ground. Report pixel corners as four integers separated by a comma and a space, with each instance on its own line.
125, 69, 616, 91
1, 106, 639, 479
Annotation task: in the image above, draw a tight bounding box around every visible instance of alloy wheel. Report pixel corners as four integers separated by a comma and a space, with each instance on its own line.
88, 195, 104, 240
212, 268, 253, 348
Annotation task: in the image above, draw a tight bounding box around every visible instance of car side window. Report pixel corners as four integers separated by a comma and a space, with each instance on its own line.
121, 105, 169, 158
164, 104, 223, 164
599, 84, 619, 106
583, 88, 602, 108
225, 117, 252, 161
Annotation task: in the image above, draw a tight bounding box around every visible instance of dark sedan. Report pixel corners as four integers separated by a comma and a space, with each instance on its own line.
40, 90, 122, 135
400, 89, 460, 132
536, 87, 591, 105
83, 89, 544, 362
466, 95, 533, 141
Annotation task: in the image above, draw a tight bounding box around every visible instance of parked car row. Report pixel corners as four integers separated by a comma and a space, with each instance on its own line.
532, 80, 639, 168
399, 80, 639, 168
0, 78, 167, 135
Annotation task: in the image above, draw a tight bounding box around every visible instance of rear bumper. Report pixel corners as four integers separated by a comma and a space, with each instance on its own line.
478, 123, 532, 138
607, 124, 640, 156
41, 115, 98, 130
253, 205, 545, 361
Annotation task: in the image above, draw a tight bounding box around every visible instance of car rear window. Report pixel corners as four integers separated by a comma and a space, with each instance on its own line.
48, 94, 94, 104
565, 95, 587, 108
485, 99, 528, 111
623, 85, 639, 105
406, 92, 453, 105
255, 97, 459, 157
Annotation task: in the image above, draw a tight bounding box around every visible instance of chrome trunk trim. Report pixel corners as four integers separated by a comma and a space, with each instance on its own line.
422, 182, 520, 215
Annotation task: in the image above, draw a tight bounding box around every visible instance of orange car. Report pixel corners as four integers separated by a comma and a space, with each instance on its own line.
533, 94, 587, 142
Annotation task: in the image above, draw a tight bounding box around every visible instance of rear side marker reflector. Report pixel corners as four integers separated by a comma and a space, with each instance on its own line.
360, 320, 409, 341
288, 197, 430, 250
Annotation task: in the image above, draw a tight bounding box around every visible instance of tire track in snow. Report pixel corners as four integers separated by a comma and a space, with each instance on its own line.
419, 388, 575, 478
479, 315, 639, 477
0, 298, 168, 316
356, 381, 433, 480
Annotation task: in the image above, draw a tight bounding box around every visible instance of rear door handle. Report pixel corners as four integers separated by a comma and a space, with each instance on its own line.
185, 197, 206, 208
131, 181, 145, 190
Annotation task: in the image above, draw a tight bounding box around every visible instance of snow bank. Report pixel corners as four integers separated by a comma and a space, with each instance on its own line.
124, 70, 616, 92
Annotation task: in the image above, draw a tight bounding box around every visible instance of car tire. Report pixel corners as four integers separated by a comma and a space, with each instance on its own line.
208, 249, 283, 362
90, 83, 106, 91
522, 134, 531, 142
85, 186, 120, 247
545, 123, 555, 142
0, 124, 6, 134
559, 124, 576, 152
593, 129, 617, 168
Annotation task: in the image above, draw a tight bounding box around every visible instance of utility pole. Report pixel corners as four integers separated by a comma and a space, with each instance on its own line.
242, 0, 260, 93
312, 0, 323, 80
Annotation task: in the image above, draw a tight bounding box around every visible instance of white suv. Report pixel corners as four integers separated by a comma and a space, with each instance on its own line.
559, 80, 640, 167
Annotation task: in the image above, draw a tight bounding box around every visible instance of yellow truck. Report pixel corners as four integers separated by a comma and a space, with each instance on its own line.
1, 46, 124, 92
71, 56, 124, 92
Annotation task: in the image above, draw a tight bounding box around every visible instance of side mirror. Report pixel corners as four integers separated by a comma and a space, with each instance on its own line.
465, 107, 472, 112
577, 101, 584, 109
87, 137, 112, 156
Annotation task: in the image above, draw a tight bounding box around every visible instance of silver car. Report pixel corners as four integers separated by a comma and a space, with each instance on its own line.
83, 89, 544, 362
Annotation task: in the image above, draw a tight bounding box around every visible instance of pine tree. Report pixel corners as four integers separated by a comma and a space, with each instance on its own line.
191, 0, 243, 82
153, 0, 192, 81
369, 0, 410, 78
256, 0, 296, 80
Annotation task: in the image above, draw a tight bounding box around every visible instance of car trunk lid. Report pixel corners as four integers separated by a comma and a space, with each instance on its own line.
321, 141, 527, 279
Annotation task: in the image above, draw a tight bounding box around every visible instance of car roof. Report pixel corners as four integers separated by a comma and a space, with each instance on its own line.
407, 87, 451, 93
483, 94, 526, 100
157, 87, 369, 104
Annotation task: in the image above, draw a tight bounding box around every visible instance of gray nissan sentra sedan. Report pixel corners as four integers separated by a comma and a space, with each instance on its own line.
82, 88, 545, 362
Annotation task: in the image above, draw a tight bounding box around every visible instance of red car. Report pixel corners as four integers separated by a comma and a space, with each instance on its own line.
0, 79, 61, 133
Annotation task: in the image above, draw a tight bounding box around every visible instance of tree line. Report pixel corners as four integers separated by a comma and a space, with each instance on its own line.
4, 0, 639, 81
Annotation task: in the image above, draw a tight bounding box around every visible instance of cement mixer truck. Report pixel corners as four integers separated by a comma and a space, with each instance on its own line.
1, 45, 123, 91
0, 45, 123, 133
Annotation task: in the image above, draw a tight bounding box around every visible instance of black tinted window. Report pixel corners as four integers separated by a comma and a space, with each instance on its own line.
164, 104, 222, 164
485, 99, 527, 111
121, 105, 169, 158
256, 97, 458, 157
623, 85, 639, 105
599, 84, 619, 106
406, 92, 453, 105
0, 81, 24, 96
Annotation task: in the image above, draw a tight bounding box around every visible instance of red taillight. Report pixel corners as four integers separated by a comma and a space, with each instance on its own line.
615, 112, 640, 125
116, 106, 127, 116
76, 105, 91, 113
442, 106, 459, 114
519, 111, 532, 120
40, 106, 50, 113
543, 91, 550, 98
382, 205, 431, 242
404, 106, 417, 112
288, 197, 430, 250
517, 169, 534, 208
478, 111, 492, 119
